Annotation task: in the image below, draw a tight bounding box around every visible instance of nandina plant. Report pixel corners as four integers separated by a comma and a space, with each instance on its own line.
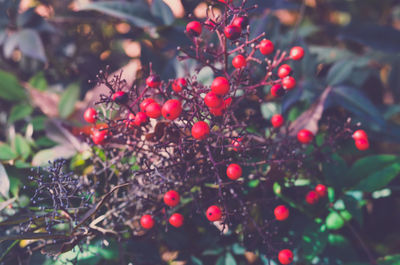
0, 0, 371, 264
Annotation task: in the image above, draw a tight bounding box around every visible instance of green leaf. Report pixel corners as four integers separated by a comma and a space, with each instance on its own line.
0, 144, 17, 160
14, 134, 31, 160
80, 1, 157, 27
354, 162, 400, 192
0, 163, 10, 198
327, 60, 354, 86
322, 154, 349, 189
301, 223, 328, 260
151, 0, 174, 26
58, 83, 80, 118
14, 29, 47, 62
0, 70, 26, 102
8, 104, 33, 123
29, 72, 47, 91
232, 243, 246, 255
189, 256, 203, 265
326, 212, 345, 230
377, 254, 400, 265
342, 195, 363, 225
216, 252, 237, 265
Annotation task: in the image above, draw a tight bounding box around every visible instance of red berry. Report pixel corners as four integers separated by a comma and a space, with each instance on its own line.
112, 91, 128, 104
297, 129, 314, 144
186, 21, 202, 37
206, 205, 222, 222
204, 19, 216, 30
232, 16, 249, 30
352, 129, 368, 141
278, 249, 294, 265
145, 102, 162, 119
270, 84, 285, 97
315, 184, 327, 198
204, 92, 223, 108
191, 121, 210, 140
146, 74, 161, 88
282, 76, 296, 90
277, 64, 292, 78
232, 54, 247, 68
134, 112, 148, 126
140, 98, 155, 112
140, 214, 155, 229
224, 25, 241, 40
305, 191, 319, 205
271, 114, 284, 128
83, 108, 97, 123
274, 205, 289, 221
226, 163, 242, 180
169, 213, 184, 228
259, 39, 274, 55
355, 138, 370, 151
91, 129, 107, 145
231, 137, 243, 151
172, 78, 187, 92
164, 190, 180, 207
162, 99, 182, 120
218, 0, 232, 3
124, 113, 136, 128
290, 46, 305, 60
211, 77, 230, 95
209, 106, 224, 116
224, 97, 232, 108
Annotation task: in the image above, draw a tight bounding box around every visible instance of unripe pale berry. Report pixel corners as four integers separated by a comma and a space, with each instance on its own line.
204, 92, 223, 108
164, 190, 180, 207
278, 249, 294, 265
305, 191, 319, 205
271, 114, 284, 128
211, 77, 230, 95
352, 130, 368, 141
315, 184, 327, 198
172, 78, 187, 92
145, 102, 162, 119
290, 46, 305, 60
140, 215, 155, 229
169, 213, 184, 228
259, 39, 274, 55
226, 163, 242, 180
232, 54, 247, 68
206, 205, 222, 222
191, 121, 210, 140
282, 76, 296, 90
186, 21, 202, 37
355, 138, 370, 151
146, 74, 161, 88
140, 98, 155, 112
274, 205, 289, 221
297, 129, 314, 144
162, 99, 182, 120
270, 84, 285, 97
277, 64, 292, 78
83, 108, 97, 123
112, 91, 128, 104
224, 25, 241, 40
232, 16, 249, 29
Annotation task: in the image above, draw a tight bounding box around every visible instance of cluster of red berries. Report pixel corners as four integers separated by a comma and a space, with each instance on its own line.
305, 184, 328, 205
352, 129, 370, 151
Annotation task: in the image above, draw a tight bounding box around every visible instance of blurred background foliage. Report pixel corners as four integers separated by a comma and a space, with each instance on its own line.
1, 0, 400, 264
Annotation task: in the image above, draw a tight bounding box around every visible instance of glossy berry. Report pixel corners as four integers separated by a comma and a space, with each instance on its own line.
274, 205, 289, 221
226, 163, 242, 180
224, 97, 232, 108
169, 213, 184, 228
231, 137, 243, 151
209, 106, 224, 116
277, 64, 292, 78
259, 39, 274, 55
146, 74, 161, 88
211, 77, 230, 95
270, 84, 285, 97
315, 184, 327, 198
282, 76, 296, 90
232, 54, 247, 68
134, 112, 148, 126
290, 46, 305, 60
204, 92, 223, 108
164, 190, 180, 207
140, 98, 155, 112
191, 121, 210, 140
162, 99, 182, 120
218, 0, 232, 3
352, 129, 368, 141
186, 21, 202, 37
145, 102, 162, 119
297, 129, 314, 144
112, 91, 128, 104
172, 78, 187, 92
278, 249, 294, 265
83, 108, 97, 123
305, 191, 319, 205
224, 25, 241, 40
206, 205, 222, 222
355, 138, 370, 151
232, 16, 249, 29
140, 215, 155, 229
271, 114, 284, 128
91, 129, 107, 145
